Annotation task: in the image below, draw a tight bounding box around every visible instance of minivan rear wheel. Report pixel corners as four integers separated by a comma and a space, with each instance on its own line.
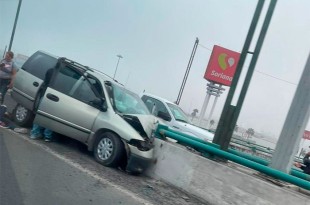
13, 104, 34, 127
93, 132, 124, 167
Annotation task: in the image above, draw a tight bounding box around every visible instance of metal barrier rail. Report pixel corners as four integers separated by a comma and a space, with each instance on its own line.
231, 138, 273, 155
231, 137, 304, 162
159, 125, 308, 178
155, 124, 310, 190
232, 136, 274, 149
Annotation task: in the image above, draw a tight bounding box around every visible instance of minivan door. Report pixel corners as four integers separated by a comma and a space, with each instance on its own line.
12, 51, 58, 110
34, 64, 102, 142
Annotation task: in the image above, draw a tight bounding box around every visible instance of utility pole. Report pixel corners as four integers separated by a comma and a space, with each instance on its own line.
9, 0, 23, 51
176, 38, 199, 105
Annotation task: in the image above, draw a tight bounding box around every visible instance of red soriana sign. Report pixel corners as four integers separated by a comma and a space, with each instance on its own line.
303, 130, 310, 140
204, 45, 240, 86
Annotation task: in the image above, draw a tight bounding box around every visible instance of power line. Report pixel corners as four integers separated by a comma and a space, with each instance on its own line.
198, 44, 212, 51
198, 43, 297, 86
254, 70, 297, 85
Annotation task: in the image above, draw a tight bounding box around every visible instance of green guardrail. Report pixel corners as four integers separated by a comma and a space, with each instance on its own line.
157, 125, 309, 180
230, 140, 273, 155
207, 128, 276, 154
231, 137, 274, 154
232, 136, 274, 150
231, 136, 304, 162
155, 124, 310, 189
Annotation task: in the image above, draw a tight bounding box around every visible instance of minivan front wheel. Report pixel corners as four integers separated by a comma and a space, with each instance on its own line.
93, 132, 124, 167
13, 104, 34, 127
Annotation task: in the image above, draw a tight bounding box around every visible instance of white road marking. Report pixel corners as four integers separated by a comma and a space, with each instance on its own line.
10, 130, 154, 205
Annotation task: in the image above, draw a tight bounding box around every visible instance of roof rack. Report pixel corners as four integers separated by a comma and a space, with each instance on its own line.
43, 52, 124, 86
62, 58, 94, 72
89, 68, 124, 86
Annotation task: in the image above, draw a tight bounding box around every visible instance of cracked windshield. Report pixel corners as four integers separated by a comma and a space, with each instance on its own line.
1, 0, 310, 204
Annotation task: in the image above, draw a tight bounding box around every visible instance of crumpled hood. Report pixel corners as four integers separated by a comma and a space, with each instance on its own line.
122, 114, 159, 138
175, 121, 214, 141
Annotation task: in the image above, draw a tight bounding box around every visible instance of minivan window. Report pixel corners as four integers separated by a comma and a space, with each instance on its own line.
86, 76, 103, 97
108, 83, 150, 115
71, 78, 98, 104
49, 66, 101, 105
50, 65, 82, 95
22, 52, 58, 79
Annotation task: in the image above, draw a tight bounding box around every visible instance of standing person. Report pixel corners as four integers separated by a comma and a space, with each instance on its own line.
0, 51, 17, 104
30, 67, 55, 142
294, 152, 310, 175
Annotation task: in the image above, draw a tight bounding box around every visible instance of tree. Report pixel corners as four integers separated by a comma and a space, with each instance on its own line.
191, 109, 199, 120
246, 128, 255, 138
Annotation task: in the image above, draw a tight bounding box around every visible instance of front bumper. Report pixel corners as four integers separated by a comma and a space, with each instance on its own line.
126, 144, 154, 174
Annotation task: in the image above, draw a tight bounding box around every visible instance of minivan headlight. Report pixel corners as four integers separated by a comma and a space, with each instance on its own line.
128, 139, 153, 151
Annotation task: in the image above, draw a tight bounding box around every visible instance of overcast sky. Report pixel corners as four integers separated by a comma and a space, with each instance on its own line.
1, 0, 310, 143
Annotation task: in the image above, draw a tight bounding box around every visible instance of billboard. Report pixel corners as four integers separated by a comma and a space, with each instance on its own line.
303, 130, 310, 140
204, 45, 240, 86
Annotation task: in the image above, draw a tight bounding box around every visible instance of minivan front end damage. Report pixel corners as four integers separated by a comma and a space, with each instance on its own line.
125, 143, 154, 174
122, 114, 158, 173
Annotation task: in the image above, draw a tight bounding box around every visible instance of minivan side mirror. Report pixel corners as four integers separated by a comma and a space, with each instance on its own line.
157, 111, 171, 121
90, 98, 107, 112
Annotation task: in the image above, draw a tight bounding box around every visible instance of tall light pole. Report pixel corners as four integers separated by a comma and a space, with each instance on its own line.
9, 0, 23, 51
175, 38, 199, 105
113, 54, 123, 79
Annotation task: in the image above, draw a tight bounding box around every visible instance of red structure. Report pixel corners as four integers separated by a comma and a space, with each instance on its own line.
204, 45, 240, 86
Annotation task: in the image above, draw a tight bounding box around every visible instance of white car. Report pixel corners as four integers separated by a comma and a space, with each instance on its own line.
141, 93, 214, 142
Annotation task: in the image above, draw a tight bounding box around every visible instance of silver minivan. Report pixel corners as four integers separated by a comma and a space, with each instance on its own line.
12, 51, 158, 173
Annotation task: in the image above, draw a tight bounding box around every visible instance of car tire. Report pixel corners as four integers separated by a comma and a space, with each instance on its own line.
13, 104, 34, 127
93, 132, 124, 167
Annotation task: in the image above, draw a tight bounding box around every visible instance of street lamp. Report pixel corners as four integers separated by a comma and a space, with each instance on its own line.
9, 0, 23, 51
113, 54, 123, 79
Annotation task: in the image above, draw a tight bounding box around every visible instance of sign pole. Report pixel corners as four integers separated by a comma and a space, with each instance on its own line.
206, 84, 222, 128
198, 91, 211, 127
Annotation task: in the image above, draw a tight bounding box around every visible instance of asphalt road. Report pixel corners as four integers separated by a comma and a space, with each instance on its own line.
0, 125, 207, 205
0, 130, 149, 205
